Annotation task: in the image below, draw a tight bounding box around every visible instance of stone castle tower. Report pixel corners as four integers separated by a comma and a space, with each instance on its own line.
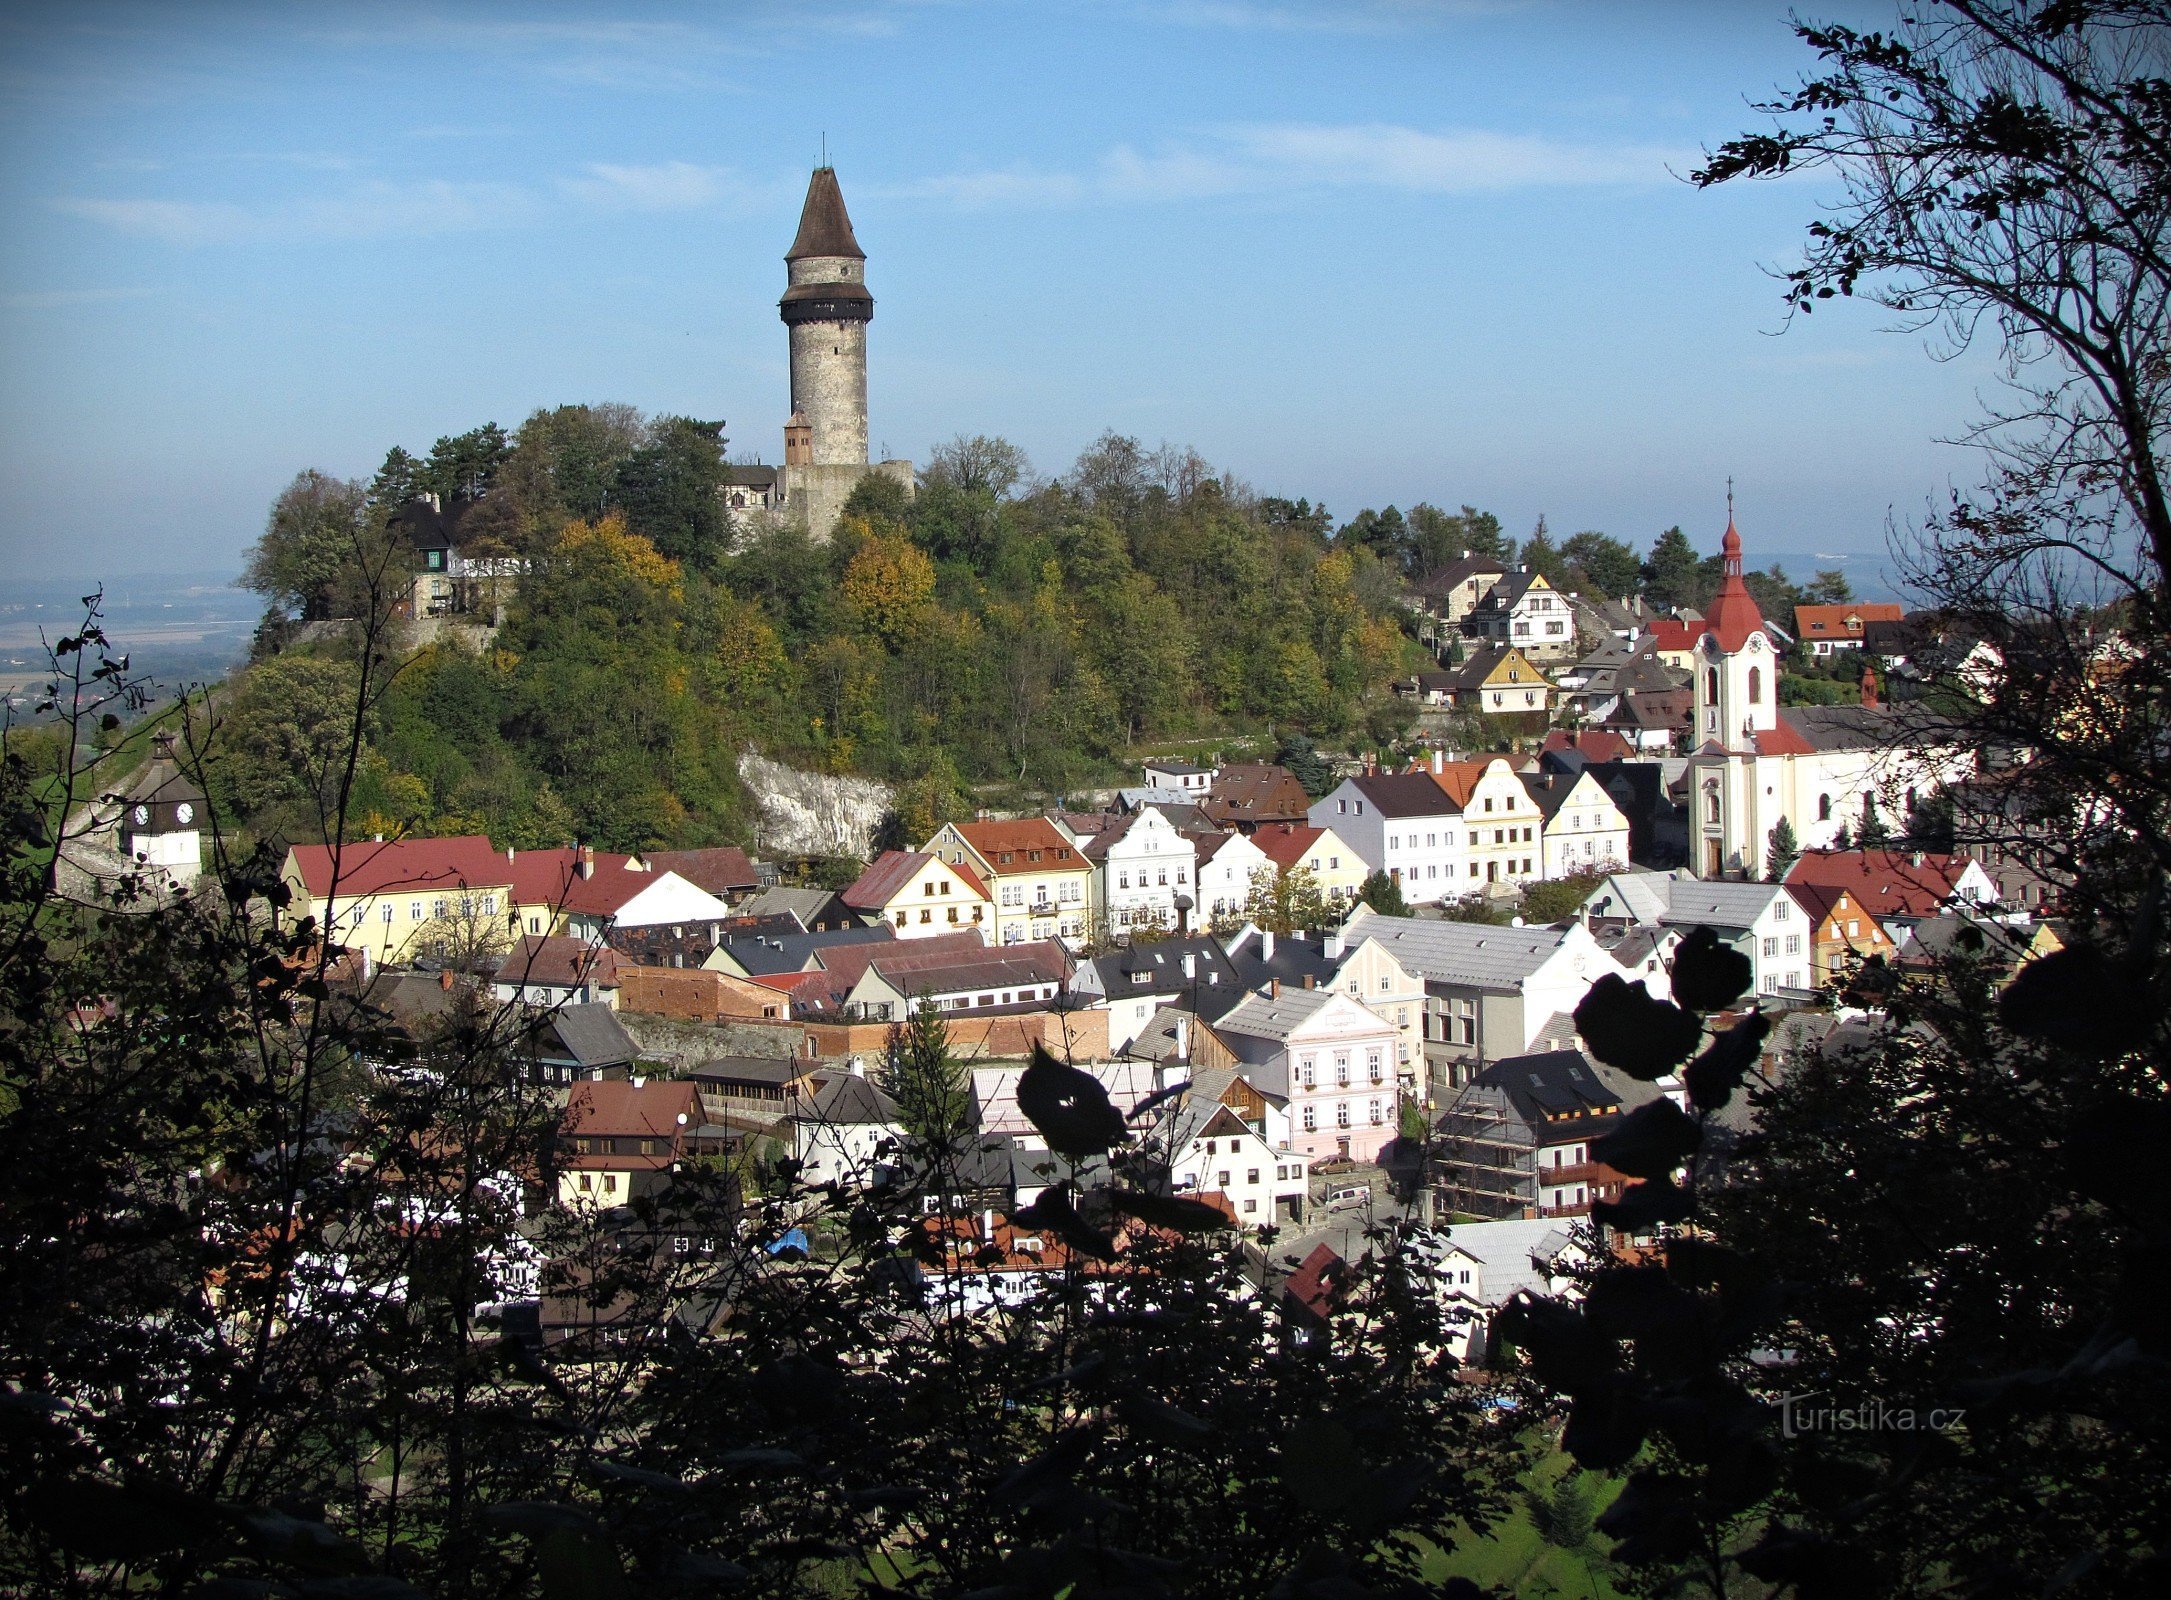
778, 166, 912, 539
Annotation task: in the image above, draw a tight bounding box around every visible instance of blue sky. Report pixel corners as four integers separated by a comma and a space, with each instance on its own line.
0, 0, 1988, 584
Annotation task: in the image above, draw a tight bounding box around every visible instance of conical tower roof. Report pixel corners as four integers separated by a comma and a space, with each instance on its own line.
785, 167, 865, 261
1703, 514, 1766, 652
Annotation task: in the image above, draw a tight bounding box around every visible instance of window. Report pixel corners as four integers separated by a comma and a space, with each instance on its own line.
1748, 666, 1763, 704
411, 902, 425, 921
1217, 1171, 1230, 1188
1774, 898, 1790, 921
434, 897, 449, 918
380, 904, 393, 924
895, 911, 907, 927
1302, 1106, 1317, 1131
1247, 1169, 1260, 1184
1244, 1198, 1258, 1214
920, 908, 932, 924
1785, 934, 1802, 955
1336, 1102, 1351, 1128
1763, 936, 1777, 957
1818, 794, 1833, 822
480, 895, 496, 915
1368, 1099, 1383, 1126
1706, 667, 1720, 701
1848, 919, 1861, 937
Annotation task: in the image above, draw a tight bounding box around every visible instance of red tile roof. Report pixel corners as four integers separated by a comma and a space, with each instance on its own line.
952, 818, 1080, 872
496, 934, 621, 990
640, 846, 758, 895
287, 834, 512, 900
1645, 619, 1699, 653
561, 1079, 703, 1171
1251, 822, 1325, 869
509, 848, 663, 918
1784, 849, 1979, 920
1794, 602, 1903, 641
1540, 729, 1634, 765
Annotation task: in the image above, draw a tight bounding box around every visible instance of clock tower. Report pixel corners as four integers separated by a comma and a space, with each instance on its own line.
115, 732, 207, 885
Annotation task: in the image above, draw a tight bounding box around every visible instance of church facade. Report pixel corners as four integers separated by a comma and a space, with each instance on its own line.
776, 167, 914, 540
1682, 517, 1974, 878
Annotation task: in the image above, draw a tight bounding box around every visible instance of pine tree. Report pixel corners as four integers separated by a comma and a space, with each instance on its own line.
880, 996, 971, 1150
1357, 867, 1409, 917
1764, 815, 1799, 881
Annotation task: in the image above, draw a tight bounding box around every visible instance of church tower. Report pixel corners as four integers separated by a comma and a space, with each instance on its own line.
781, 166, 871, 468
1692, 513, 1778, 751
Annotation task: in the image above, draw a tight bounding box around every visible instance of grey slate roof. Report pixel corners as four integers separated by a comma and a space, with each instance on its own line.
1442, 1218, 1578, 1304
1776, 704, 1958, 752
714, 923, 894, 977
1340, 907, 1576, 988
1221, 928, 1339, 997
793, 1072, 900, 1126
1657, 879, 1785, 929
1214, 984, 1343, 1043
537, 1003, 639, 1069
1469, 1049, 1619, 1123
1078, 936, 1242, 1001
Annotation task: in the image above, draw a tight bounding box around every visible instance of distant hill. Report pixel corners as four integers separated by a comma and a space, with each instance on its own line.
0, 571, 253, 711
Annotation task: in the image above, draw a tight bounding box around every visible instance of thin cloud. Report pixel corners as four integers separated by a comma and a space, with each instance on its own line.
1144, 0, 1530, 32
54, 179, 540, 245
1, 286, 157, 311
899, 120, 1693, 209
561, 161, 746, 211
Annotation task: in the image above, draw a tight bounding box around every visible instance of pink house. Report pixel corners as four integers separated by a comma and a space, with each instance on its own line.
1214, 984, 1402, 1163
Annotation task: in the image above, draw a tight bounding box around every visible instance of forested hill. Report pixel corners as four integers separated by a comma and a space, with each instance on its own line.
214, 412, 1424, 855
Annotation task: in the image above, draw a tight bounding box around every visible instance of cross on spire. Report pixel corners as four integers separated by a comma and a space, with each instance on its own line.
1726, 475, 1735, 519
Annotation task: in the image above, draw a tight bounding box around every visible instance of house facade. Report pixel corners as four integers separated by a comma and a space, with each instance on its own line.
1214, 986, 1403, 1163
1521, 768, 1633, 878
1192, 829, 1272, 925
841, 849, 994, 939
1250, 821, 1368, 906
1309, 771, 1467, 904
1466, 569, 1579, 662
1082, 807, 1200, 936
925, 818, 1094, 946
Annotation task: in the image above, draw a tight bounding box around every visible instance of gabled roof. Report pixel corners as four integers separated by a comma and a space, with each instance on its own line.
785, 166, 865, 260
1342, 770, 1463, 820
1078, 934, 1241, 998
791, 1072, 901, 1127
1340, 907, 1580, 987
1645, 618, 1700, 653
1412, 554, 1507, 598
1539, 729, 1633, 766
1784, 848, 1983, 920
1251, 822, 1326, 870
640, 846, 758, 895
712, 922, 895, 977
1442, 1218, 1577, 1302
1794, 602, 1904, 641
948, 818, 1081, 871
1203, 763, 1311, 823
1659, 879, 1785, 930
288, 835, 511, 901
1440, 643, 1546, 693
509, 849, 722, 920
842, 849, 989, 910
1221, 928, 1340, 998
1471, 1049, 1620, 1124
533, 1004, 639, 1069
562, 1077, 702, 1159
1282, 1242, 1348, 1323
495, 934, 621, 990
1214, 984, 1357, 1043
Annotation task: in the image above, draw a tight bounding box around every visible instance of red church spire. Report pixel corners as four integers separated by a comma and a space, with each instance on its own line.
1704, 492, 1765, 652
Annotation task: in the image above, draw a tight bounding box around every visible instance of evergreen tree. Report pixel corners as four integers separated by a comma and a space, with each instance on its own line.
1356, 867, 1409, 917
880, 996, 971, 1150
1275, 734, 1334, 798
1641, 524, 1701, 611
1765, 815, 1799, 881
367, 445, 423, 508
1517, 516, 1565, 583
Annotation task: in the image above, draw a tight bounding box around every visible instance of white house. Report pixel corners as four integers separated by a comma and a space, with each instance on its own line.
1081, 806, 1200, 937
1580, 869, 1809, 996
1161, 1095, 1310, 1228
787, 1072, 905, 1188
1465, 569, 1580, 662
1214, 986, 1402, 1163
1310, 770, 1469, 903
1065, 935, 1244, 1053
1141, 758, 1214, 796
1521, 768, 1633, 879
1193, 829, 1271, 925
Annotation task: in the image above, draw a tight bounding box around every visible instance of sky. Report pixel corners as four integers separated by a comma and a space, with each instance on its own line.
0, 0, 1996, 585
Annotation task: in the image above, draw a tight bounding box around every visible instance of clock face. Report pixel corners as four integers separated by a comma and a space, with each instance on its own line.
132, 804, 150, 827
175, 802, 195, 825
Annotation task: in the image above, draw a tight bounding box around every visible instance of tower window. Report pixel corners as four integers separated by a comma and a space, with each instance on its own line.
1706, 667, 1720, 702
1748, 666, 1762, 705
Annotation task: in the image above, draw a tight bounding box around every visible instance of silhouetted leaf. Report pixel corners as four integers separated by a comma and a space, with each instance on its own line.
1684, 1011, 1771, 1112
996, 1430, 1094, 1508
23, 1478, 219, 1563
1016, 1044, 1128, 1157
536, 1527, 630, 1600
240, 1511, 372, 1576
1670, 924, 1753, 1011
483, 1501, 596, 1536
1491, 1295, 1616, 1395
1106, 1188, 1235, 1233
1590, 1098, 1703, 1179
1597, 1470, 1703, 1565
1591, 1176, 1694, 1234
1013, 1182, 1116, 1260
1279, 1417, 1362, 1512
1561, 1377, 1649, 1471
1116, 1391, 1214, 1439
1999, 944, 2149, 1053
1574, 974, 1703, 1080
1737, 1524, 1879, 1598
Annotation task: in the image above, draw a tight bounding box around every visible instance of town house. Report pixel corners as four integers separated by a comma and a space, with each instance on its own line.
924, 818, 1093, 945
841, 849, 994, 939
1213, 984, 1402, 1163
1076, 806, 1199, 936
1309, 770, 1468, 903
1580, 870, 1809, 996
1250, 821, 1368, 907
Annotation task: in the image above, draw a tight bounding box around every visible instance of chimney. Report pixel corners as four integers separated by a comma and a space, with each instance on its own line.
507, 845, 516, 862
438, 968, 453, 991
849, 1054, 866, 1077
1323, 928, 1343, 960
982, 1208, 997, 1241
1432, 748, 1444, 774
579, 843, 596, 879
1261, 930, 1276, 961
1302, 974, 1315, 989
1860, 663, 1880, 709
1182, 952, 1197, 980
631, 1074, 645, 1089
1174, 1015, 1190, 1061
359, 946, 374, 982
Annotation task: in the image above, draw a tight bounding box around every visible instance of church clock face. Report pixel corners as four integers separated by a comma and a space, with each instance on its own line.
132, 804, 150, 827
175, 802, 195, 825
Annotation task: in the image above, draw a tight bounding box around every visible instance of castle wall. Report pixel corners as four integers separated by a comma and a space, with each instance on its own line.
782, 458, 915, 543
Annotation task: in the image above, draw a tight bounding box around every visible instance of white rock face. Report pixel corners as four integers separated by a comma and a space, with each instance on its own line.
738, 751, 891, 861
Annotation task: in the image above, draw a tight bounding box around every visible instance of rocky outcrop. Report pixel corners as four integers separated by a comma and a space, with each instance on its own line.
737, 751, 890, 861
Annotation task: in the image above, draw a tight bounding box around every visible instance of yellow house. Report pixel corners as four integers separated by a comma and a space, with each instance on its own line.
924, 818, 1095, 946
1475, 646, 1553, 717
1433, 758, 1547, 890
282, 835, 516, 963
1250, 821, 1369, 906
840, 849, 994, 939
